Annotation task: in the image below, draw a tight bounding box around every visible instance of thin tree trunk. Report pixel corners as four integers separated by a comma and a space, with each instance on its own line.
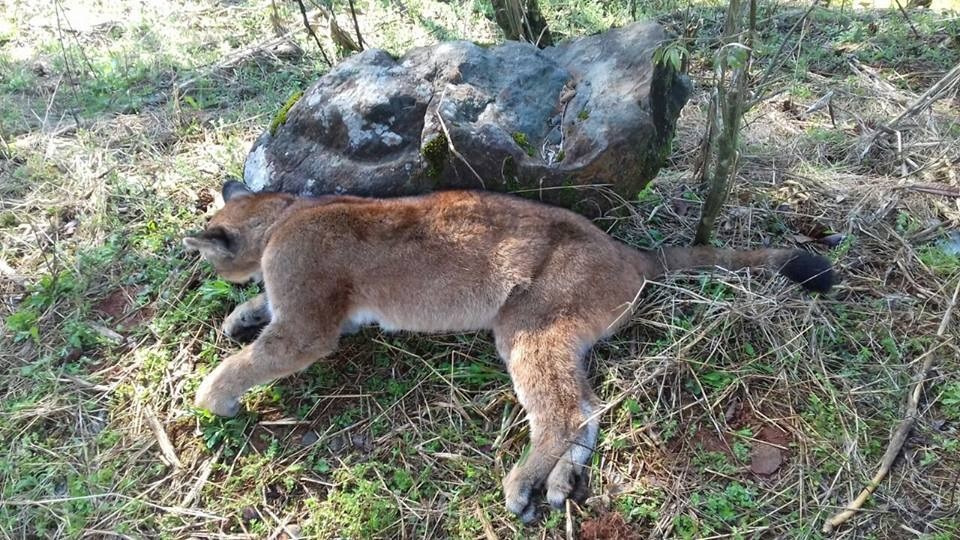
693, 0, 755, 245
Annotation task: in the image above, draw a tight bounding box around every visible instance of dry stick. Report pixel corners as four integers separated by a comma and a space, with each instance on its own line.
0, 131, 10, 158
180, 447, 222, 508
177, 30, 304, 92
892, 0, 921, 40
434, 87, 486, 189
858, 61, 960, 160
749, 0, 821, 108
475, 506, 498, 540
53, 0, 82, 129
145, 407, 182, 470
347, 0, 364, 50
822, 279, 960, 533
294, 0, 332, 67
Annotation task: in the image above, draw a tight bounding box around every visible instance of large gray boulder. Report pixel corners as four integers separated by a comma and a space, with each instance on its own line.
244, 21, 690, 214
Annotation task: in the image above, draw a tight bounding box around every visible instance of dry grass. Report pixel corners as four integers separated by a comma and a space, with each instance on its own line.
2, 1, 960, 538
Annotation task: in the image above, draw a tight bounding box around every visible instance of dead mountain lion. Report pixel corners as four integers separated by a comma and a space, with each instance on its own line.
184, 181, 834, 522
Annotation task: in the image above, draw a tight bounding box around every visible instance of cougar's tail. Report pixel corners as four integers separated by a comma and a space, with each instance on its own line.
657, 246, 835, 293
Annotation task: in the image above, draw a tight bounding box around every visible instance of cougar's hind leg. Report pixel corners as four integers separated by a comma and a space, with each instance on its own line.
493, 321, 598, 522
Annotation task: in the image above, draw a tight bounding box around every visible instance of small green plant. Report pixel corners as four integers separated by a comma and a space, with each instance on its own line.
658, 417, 679, 441
653, 42, 688, 72
831, 234, 856, 262
941, 382, 960, 420
917, 245, 959, 276
806, 126, 845, 145
732, 428, 753, 462
5, 308, 40, 343
511, 131, 536, 157
616, 488, 663, 523
673, 512, 700, 539
895, 210, 919, 235
683, 482, 759, 535
636, 183, 662, 205
577, 109, 589, 121
790, 84, 814, 99
305, 463, 401, 538
692, 449, 736, 474
195, 409, 255, 457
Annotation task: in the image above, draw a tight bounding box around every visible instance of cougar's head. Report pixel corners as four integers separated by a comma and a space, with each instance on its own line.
183, 180, 294, 283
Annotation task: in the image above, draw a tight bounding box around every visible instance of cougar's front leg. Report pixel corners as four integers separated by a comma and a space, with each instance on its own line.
197, 291, 347, 416
222, 293, 271, 343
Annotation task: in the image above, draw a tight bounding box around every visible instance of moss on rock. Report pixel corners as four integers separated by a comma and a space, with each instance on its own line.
511, 131, 536, 157
422, 133, 448, 178
269, 90, 304, 136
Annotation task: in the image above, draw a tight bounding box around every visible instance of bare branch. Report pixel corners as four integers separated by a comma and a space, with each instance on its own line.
294, 0, 332, 67
347, 0, 365, 50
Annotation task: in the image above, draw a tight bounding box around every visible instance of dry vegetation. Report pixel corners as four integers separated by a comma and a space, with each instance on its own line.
2, 1, 959, 538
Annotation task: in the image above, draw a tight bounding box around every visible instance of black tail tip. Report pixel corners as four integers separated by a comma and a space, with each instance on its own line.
779, 251, 836, 293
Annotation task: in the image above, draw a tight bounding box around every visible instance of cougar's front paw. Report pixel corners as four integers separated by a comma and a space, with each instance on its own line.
503, 466, 539, 524
194, 376, 240, 417
222, 311, 268, 343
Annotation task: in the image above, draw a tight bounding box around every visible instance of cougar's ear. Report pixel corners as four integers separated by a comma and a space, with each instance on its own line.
222, 180, 253, 202
183, 226, 233, 256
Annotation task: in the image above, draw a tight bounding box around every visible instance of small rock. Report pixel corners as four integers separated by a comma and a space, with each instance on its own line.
300, 430, 319, 446
351, 433, 373, 453
282, 524, 303, 540
750, 443, 784, 476
32, 60, 50, 76
938, 230, 960, 255
241, 506, 258, 522
328, 435, 344, 454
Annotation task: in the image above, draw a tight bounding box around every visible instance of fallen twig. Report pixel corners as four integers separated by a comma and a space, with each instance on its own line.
475, 506, 497, 540
892, 0, 921, 41
801, 90, 833, 119
858, 61, 960, 160
180, 447, 222, 508
177, 31, 303, 93
145, 407, 182, 470
822, 279, 960, 533
750, 0, 820, 108
434, 86, 486, 189
903, 183, 960, 198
